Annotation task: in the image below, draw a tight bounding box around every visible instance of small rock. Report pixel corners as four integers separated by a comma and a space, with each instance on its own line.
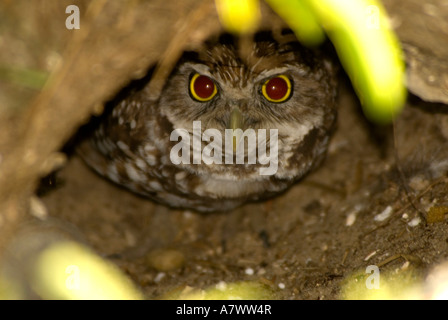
427, 206, 448, 224
146, 248, 185, 272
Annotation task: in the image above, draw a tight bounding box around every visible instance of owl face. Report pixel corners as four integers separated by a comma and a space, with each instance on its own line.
162, 40, 334, 135
79, 32, 338, 212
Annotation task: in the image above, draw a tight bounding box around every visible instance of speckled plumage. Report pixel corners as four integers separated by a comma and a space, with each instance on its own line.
78, 32, 338, 212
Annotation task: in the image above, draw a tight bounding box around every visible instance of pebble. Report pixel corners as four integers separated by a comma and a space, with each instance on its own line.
374, 206, 392, 222
146, 248, 185, 272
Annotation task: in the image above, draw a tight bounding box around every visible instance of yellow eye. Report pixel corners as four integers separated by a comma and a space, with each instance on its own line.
189, 73, 218, 102
261, 75, 292, 103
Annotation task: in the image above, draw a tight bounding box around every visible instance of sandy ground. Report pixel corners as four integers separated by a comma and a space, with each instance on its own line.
1, 0, 447, 300
40, 77, 448, 299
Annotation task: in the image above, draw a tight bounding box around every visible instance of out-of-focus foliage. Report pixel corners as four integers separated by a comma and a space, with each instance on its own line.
217, 0, 407, 124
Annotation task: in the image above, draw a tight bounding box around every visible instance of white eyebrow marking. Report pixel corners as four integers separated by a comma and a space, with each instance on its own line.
183, 63, 213, 77
254, 67, 290, 82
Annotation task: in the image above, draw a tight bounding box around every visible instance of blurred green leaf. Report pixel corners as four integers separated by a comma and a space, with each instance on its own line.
0, 65, 48, 90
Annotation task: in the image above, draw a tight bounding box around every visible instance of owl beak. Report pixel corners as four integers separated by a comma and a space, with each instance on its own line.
229, 107, 243, 152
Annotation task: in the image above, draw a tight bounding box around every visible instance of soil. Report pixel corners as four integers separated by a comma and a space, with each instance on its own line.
41, 79, 448, 299
1, 0, 448, 300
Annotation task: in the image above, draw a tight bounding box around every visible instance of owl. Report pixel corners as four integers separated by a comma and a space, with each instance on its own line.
78, 31, 338, 212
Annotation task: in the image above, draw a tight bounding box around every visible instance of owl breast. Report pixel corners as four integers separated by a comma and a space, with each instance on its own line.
78, 32, 338, 212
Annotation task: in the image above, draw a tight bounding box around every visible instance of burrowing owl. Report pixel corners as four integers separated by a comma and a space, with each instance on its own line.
78, 31, 338, 212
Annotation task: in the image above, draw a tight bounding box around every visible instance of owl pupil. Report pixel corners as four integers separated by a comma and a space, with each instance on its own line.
194, 75, 215, 99
265, 77, 288, 101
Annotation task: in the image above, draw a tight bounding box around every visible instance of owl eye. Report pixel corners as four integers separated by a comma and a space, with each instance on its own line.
189, 73, 217, 102
261, 75, 292, 103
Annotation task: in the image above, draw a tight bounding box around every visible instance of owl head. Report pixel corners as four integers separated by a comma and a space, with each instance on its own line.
155, 32, 337, 180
